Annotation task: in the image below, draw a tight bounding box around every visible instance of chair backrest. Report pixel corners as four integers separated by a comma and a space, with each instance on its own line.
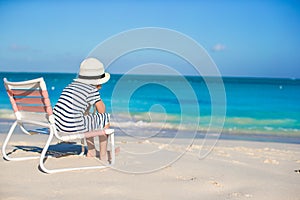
3, 77, 54, 124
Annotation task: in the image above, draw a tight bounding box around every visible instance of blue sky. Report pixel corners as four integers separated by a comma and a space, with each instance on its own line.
0, 0, 300, 78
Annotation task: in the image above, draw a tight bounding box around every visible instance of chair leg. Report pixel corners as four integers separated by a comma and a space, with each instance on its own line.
109, 134, 115, 165
2, 121, 40, 161
39, 128, 113, 174
39, 129, 55, 173
19, 123, 31, 135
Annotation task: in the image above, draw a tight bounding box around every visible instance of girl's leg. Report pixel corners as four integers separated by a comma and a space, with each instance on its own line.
99, 123, 110, 161
99, 135, 108, 161
86, 137, 96, 157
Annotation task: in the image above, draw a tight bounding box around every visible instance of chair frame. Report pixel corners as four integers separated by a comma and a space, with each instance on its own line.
2, 77, 115, 173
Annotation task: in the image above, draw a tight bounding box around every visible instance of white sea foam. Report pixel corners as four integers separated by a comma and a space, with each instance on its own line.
0, 109, 15, 119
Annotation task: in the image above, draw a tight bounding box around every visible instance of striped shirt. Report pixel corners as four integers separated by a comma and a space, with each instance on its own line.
53, 81, 101, 133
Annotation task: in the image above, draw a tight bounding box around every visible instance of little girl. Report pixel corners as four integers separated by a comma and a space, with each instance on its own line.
53, 57, 111, 161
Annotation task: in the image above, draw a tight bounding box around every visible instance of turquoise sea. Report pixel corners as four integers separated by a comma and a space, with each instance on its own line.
0, 72, 300, 143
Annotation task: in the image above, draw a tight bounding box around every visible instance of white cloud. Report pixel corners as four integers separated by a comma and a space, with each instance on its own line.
212, 43, 226, 52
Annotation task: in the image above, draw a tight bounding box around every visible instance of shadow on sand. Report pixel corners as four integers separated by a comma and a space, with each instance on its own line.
8, 142, 86, 158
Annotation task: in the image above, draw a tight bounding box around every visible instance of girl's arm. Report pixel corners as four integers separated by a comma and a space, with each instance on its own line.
95, 100, 106, 113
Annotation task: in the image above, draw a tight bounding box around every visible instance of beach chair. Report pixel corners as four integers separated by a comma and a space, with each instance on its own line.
2, 77, 115, 173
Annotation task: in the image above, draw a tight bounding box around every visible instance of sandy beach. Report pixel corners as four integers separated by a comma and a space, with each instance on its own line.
1, 0, 300, 199
0, 132, 299, 200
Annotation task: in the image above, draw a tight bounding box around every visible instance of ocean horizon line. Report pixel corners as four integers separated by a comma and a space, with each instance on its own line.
0, 71, 299, 81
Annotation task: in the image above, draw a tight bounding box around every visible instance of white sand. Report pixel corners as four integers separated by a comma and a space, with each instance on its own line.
0, 133, 299, 200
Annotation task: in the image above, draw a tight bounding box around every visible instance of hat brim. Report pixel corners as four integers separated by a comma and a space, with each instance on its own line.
74, 72, 110, 85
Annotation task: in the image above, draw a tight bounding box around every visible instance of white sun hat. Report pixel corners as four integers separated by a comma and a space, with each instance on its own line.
74, 57, 110, 85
